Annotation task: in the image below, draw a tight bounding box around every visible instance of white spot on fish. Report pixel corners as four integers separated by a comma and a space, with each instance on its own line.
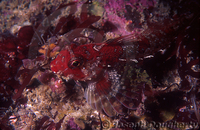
93, 44, 105, 51
62, 56, 65, 62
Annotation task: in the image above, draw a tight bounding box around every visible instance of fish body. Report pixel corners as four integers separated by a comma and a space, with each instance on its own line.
50, 37, 145, 116
50, 17, 182, 116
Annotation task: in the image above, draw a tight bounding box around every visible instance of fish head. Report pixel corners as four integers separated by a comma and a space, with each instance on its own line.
50, 47, 85, 80
50, 44, 102, 81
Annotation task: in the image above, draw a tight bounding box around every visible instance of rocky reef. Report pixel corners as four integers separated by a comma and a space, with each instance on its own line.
0, 0, 199, 130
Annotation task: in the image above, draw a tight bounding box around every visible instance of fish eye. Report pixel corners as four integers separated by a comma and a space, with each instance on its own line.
68, 58, 82, 69
72, 60, 80, 67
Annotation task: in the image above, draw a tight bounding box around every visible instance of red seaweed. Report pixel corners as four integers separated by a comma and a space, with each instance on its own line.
0, 0, 200, 129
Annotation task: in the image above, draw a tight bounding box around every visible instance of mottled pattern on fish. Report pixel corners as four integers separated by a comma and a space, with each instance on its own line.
49, 23, 177, 116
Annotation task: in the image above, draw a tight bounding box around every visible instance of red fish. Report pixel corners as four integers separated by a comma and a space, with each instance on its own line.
49, 7, 195, 116
50, 23, 174, 116
50, 36, 143, 116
